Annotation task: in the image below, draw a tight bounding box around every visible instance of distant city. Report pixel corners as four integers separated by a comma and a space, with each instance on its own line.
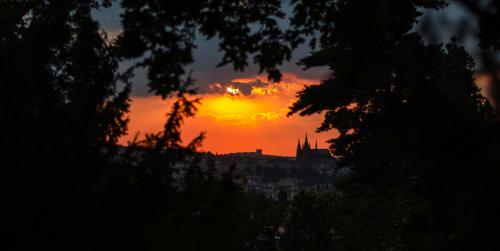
197, 134, 349, 201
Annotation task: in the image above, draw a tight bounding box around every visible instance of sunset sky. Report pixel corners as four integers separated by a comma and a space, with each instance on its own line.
93, 2, 482, 156
93, 3, 341, 156
121, 73, 338, 156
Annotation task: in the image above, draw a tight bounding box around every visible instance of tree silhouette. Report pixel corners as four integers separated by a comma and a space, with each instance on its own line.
453, 0, 500, 111
287, 0, 500, 250
3, 1, 290, 249
4, 1, 500, 250
2, 1, 130, 249
116, 0, 295, 96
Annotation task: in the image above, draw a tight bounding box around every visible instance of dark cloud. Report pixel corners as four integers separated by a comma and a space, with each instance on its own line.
207, 79, 279, 96
94, 3, 479, 98
92, 5, 327, 97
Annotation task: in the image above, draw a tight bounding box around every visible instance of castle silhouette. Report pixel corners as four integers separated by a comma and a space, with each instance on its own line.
296, 133, 332, 161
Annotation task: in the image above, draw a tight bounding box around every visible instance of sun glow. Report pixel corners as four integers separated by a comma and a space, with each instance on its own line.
226, 86, 240, 95
199, 95, 282, 126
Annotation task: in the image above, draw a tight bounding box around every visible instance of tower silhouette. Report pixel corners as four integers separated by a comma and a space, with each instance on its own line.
296, 139, 302, 161
296, 133, 333, 162
303, 133, 311, 150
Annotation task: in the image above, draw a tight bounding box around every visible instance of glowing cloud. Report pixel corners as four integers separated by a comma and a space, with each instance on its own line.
226, 86, 240, 95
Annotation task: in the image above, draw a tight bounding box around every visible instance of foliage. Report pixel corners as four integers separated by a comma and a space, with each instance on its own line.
3, 0, 500, 250
287, 0, 500, 250
117, 0, 295, 97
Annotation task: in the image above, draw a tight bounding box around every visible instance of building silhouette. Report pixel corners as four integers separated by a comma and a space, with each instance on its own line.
296, 133, 332, 162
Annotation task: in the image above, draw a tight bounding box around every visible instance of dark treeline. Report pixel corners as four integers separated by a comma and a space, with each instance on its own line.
2, 0, 500, 250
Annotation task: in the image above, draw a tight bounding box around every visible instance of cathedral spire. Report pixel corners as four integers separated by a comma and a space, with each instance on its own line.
303, 133, 311, 150
296, 139, 302, 161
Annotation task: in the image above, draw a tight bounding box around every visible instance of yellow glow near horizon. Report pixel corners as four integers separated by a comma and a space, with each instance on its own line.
205, 96, 256, 116
199, 95, 283, 126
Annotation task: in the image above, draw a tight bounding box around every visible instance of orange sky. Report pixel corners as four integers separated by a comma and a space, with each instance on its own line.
120, 73, 339, 156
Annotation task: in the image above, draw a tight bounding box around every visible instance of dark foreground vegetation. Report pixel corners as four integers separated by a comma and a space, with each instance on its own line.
2, 0, 500, 250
